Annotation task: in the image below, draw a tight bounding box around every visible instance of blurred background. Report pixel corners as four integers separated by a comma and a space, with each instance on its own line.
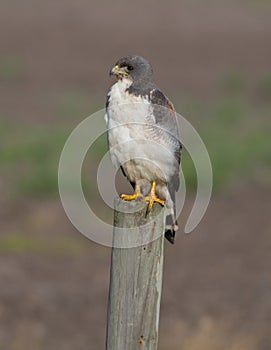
0, 0, 271, 349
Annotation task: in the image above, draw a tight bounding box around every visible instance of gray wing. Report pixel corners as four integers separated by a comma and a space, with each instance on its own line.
150, 88, 182, 192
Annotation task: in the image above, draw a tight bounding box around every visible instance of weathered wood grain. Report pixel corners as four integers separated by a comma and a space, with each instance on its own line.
106, 198, 165, 350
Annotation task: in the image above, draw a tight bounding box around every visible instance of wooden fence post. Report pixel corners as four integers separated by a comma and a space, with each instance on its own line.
106, 198, 165, 350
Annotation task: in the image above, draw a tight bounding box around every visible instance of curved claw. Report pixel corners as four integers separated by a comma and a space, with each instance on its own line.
143, 195, 165, 210
120, 184, 142, 201
120, 193, 143, 201
143, 181, 165, 211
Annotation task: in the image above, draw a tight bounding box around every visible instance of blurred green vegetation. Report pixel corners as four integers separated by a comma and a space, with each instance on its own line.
0, 233, 88, 255
55, 90, 102, 120
176, 96, 271, 191
0, 121, 103, 198
257, 75, 271, 99
0, 95, 270, 200
0, 56, 26, 80
0, 120, 66, 196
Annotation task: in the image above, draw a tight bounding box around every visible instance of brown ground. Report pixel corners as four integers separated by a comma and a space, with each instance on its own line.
0, 187, 270, 349
0, 1, 271, 349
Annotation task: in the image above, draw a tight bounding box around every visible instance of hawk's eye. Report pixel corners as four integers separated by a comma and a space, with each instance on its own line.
127, 65, 134, 71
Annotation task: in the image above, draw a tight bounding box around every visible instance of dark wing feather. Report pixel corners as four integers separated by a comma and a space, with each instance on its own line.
120, 165, 135, 190
150, 89, 182, 191
150, 89, 182, 244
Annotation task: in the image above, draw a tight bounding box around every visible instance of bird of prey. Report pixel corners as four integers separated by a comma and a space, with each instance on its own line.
105, 55, 182, 244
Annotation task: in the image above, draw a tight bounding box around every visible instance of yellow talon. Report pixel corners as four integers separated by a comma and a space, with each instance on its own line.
143, 181, 165, 211
120, 181, 165, 211
121, 193, 142, 201
120, 184, 142, 201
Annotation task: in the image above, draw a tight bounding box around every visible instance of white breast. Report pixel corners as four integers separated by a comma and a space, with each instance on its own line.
105, 78, 151, 163
105, 78, 152, 125
105, 79, 176, 184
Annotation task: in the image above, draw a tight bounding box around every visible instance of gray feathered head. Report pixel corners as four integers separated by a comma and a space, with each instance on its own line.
110, 55, 154, 84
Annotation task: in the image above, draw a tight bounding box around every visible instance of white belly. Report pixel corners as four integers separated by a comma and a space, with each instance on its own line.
105, 79, 176, 184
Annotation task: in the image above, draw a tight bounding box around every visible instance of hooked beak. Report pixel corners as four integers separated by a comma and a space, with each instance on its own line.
110, 65, 120, 76
109, 65, 128, 78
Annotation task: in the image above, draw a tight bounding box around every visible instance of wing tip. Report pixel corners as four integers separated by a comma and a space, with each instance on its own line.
165, 229, 175, 244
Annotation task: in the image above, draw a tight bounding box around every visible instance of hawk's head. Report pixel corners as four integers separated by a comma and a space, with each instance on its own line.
110, 55, 154, 84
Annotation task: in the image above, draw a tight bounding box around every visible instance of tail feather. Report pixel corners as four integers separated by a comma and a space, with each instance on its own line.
165, 228, 176, 244
164, 183, 178, 244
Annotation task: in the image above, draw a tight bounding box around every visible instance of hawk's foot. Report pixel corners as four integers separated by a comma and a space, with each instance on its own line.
120, 184, 143, 201
120, 193, 143, 201
143, 181, 165, 211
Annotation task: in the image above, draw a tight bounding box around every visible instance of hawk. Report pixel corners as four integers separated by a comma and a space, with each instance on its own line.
105, 55, 182, 244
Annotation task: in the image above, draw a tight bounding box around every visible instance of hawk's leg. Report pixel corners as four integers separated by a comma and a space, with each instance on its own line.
120, 183, 143, 201
143, 181, 165, 211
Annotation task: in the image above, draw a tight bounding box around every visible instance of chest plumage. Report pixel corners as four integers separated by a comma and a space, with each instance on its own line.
105, 79, 176, 185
